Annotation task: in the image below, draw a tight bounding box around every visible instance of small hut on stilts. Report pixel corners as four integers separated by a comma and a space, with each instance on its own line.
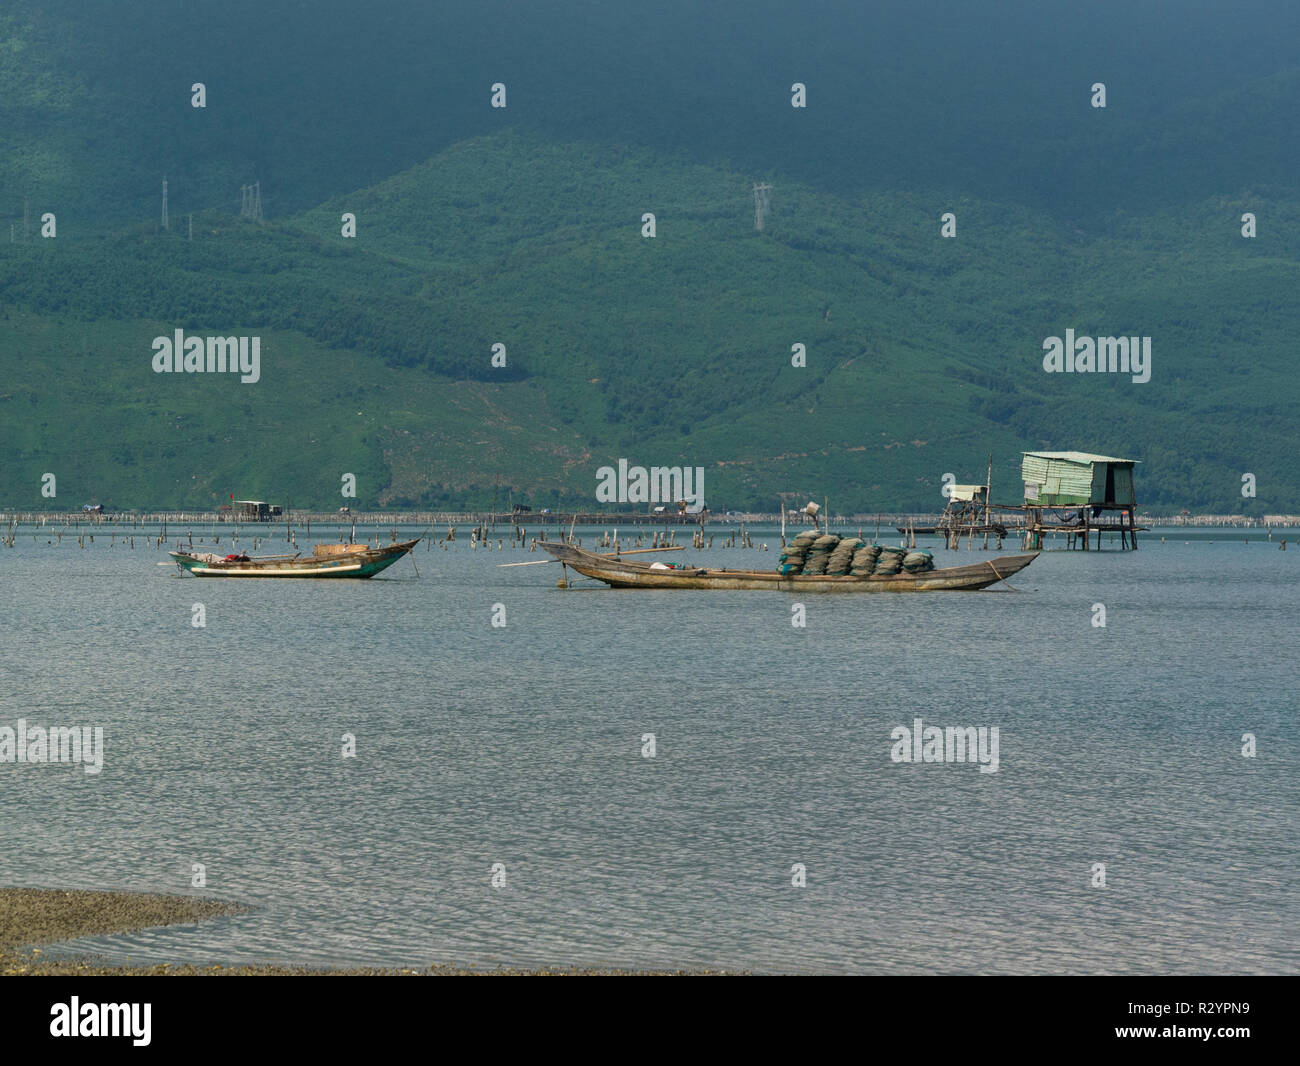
1016, 451, 1142, 550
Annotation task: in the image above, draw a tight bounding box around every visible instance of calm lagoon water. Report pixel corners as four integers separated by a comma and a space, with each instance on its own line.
1, 525, 1296, 973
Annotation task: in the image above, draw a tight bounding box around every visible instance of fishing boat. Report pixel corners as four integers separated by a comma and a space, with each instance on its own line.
168, 539, 419, 578
538, 542, 1038, 592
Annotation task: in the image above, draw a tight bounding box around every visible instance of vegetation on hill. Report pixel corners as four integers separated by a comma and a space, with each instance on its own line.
1, 3, 1296, 513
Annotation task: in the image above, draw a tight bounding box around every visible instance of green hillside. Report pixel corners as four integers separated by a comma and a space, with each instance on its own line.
3, 130, 1297, 512
1, 2, 1298, 514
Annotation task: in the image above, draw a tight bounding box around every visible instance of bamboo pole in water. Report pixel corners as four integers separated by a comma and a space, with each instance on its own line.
497, 546, 685, 567
983, 453, 993, 551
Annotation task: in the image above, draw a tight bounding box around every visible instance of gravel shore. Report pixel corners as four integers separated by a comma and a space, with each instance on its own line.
0, 888, 721, 975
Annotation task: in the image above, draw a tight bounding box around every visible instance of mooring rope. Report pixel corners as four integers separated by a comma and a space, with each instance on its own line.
985, 558, 1022, 592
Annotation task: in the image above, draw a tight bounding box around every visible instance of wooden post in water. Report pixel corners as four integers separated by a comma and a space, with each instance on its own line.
983, 453, 992, 550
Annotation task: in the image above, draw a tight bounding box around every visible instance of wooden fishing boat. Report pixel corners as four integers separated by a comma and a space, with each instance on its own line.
168, 539, 419, 578
539, 542, 1038, 592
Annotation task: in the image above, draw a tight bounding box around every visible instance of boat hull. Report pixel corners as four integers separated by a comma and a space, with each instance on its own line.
540, 543, 1038, 591
169, 540, 418, 578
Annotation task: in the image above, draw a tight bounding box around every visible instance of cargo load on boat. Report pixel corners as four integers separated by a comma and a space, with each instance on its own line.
777, 535, 934, 576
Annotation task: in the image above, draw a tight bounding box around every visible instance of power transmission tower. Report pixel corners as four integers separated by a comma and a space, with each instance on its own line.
753, 182, 773, 232
161, 176, 169, 230
240, 182, 263, 222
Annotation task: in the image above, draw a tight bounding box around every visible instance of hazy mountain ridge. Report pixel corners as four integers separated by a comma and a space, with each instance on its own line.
5, 1, 1300, 220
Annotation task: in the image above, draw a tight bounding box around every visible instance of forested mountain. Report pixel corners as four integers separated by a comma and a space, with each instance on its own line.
2, 1, 1296, 512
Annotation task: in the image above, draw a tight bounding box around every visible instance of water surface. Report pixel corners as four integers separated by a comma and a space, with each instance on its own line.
1, 525, 1295, 973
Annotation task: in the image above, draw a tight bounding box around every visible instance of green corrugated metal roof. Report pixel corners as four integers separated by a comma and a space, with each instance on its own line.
1021, 451, 1138, 506
1022, 451, 1138, 465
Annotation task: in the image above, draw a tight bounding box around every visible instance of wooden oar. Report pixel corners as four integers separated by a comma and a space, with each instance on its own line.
498, 546, 685, 567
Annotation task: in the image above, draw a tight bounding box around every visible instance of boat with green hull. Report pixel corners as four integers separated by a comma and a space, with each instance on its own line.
169, 539, 419, 578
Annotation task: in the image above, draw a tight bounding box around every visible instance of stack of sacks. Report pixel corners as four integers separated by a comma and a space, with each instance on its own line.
902, 549, 935, 573
777, 531, 818, 575
801, 534, 840, 575
850, 544, 882, 576
826, 537, 863, 576
776, 536, 935, 578
874, 546, 908, 575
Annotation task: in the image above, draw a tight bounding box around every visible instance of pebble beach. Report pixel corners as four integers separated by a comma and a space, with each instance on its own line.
0, 888, 719, 975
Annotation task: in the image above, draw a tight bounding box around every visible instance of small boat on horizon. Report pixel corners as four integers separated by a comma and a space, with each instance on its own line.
539, 541, 1038, 592
169, 539, 420, 578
